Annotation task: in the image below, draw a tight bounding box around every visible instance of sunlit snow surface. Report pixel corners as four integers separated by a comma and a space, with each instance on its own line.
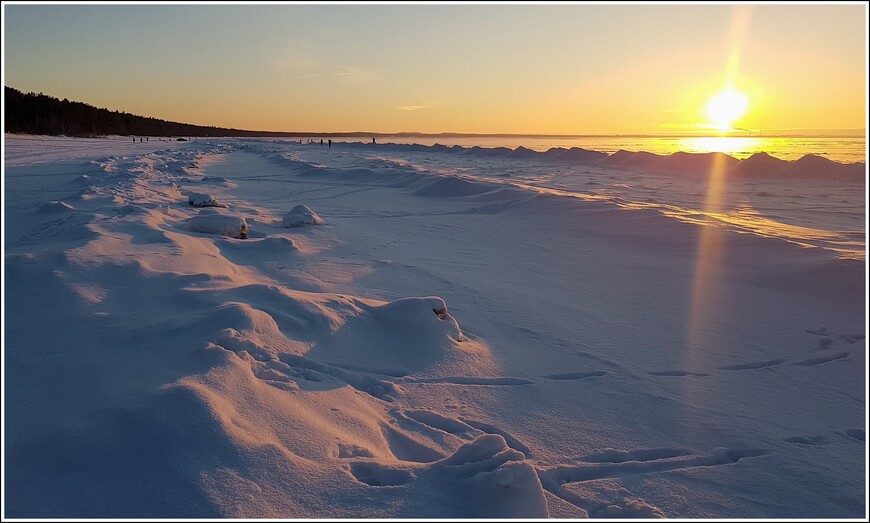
4, 135, 866, 518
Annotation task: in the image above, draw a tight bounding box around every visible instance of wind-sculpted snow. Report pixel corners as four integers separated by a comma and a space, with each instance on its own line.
335, 139, 865, 180
4, 136, 865, 518
414, 176, 497, 197
289, 140, 865, 261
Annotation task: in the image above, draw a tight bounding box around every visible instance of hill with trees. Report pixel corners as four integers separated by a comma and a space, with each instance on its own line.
4, 86, 304, 138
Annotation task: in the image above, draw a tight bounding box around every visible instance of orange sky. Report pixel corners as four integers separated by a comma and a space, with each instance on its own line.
4, 3, 867, 135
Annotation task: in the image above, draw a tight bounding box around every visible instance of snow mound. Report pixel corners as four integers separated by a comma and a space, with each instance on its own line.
187, 192, 222, 207
188, 214, 248, 239
282, 205, 325, 227
543, 146, 609, 163
655, 151, 741, 172
373, 296, 463, 341
730, 152, 789, 177
307, 296, 473, 373
38, 200, 76, 213
599, 149, 665, 167
435, 435, 546, 517
507, 146, 539, 159
344, 434, 548, 517
788, 154, 864, 180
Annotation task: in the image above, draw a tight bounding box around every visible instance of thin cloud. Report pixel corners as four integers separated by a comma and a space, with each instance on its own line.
332, 66, 381, 84
396, 105, 429, 111
280, 61, 380, 83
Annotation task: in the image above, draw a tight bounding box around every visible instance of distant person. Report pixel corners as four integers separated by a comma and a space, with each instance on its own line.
320, 139, 323, 146
372, 137, 376, 145
328, 139, 332, 149
132, 136, 135, 144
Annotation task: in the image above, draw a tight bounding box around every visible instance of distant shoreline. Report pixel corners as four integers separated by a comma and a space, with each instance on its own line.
4, 130, 866, 140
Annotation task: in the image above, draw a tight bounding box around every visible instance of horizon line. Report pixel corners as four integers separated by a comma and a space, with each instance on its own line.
6, 86, 865, 140
270, 131, 867, 138
5, 130, 866, 140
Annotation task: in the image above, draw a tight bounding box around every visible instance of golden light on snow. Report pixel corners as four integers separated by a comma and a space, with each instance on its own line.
681, 150, 731, 427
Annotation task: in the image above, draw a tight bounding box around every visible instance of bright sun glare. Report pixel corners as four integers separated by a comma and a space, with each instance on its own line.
706, 88, 749, 131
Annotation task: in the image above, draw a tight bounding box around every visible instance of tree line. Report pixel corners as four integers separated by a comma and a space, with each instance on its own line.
4, 86, 299, 138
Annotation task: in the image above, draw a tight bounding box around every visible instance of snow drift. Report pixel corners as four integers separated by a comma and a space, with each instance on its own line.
334, 140, 865, 180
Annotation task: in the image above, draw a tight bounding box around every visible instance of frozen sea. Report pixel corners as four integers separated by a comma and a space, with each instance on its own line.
3, 134, 866, 518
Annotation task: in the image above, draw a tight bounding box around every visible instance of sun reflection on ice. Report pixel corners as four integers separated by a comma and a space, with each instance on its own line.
677, 136, 762, 158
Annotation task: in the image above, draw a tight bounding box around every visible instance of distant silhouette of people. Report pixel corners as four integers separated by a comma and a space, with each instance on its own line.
328, 139, 332, 148
132, 136, 135, 144
320, 139, 323, 146
372, 137, 376, 145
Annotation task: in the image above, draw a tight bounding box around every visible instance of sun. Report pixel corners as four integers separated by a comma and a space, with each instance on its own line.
706, 88, 749, 131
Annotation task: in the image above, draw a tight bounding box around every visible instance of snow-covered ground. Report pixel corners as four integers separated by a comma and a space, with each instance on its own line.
3, 135, 866, 518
